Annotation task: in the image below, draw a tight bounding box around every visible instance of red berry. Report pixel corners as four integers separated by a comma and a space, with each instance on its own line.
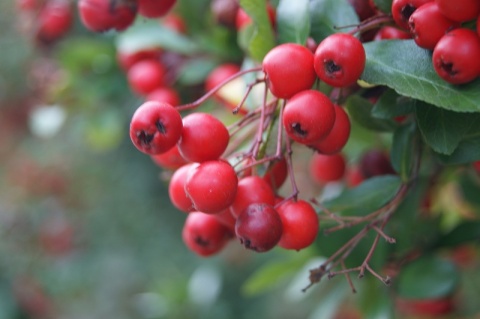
408, 2, 459, 50
162, 13, 187, 33
282, 90, 336, 144
235, 203, 283, 252
178, 113, 230, 162
347, 0, 378, 21
309, 104, 351, 155
146, 87, 181, 106
314, 33, 366, 88
129, 101, 183, 155
211, 0, 239, 29
151, 144, 188, 170
432, 28, 480, 85
473, 160, 480, 173
391, 0, 432, 30
262, 157, 288, 190
117, 48, 162, 71
213, 209, 236, 233
346, 165, 365, 187
185, 160, 238, 214
37, 0, 72, 43
263, 43, 317, 99
138, 0, 176, 18
359, 149, 396, 178
182, 212, 232, 257
236, 3, 276, 30
168, 163, 194, 212
374, 26, 412, 40
435, 0, 480, 22
230, 176, 276, 218
127, 60, 167, 96
309, 153, 346, 183
78, 0, 137, 32
277, 199, 319, 251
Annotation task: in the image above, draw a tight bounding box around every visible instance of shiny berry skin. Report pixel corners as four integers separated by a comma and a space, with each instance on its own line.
374, 26, 412, 40
182, 212, 232, 257
359, 149, 396, 178
117, 48, 162, 71
314, 33, 366, 88
277, 200, 319, 251
408, 2, 459, 50
78, 0, 137, 32
262, 43, 317, 99
282, 90, 336, 145
435, 0, 480, 22
432, 28, 480, 85
37, 0, 72, 43
168, 163, 194, 212
129, 101, 183, 155
235, 203, 283, 252
309, 153, 346, 183
138, 0, 176, 18
391, 0, 432, 30
152, 144, 188, 170
230, 176, 276, 218
309, 105, 351, 155
185, 161, 238, 214
127, 60, 167, 96
178, 113, 230, 162
146, 87, 181, 106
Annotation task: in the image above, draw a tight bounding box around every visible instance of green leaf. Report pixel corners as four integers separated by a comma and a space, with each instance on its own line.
436, 135, 480, 164
323, 175, 402, 216
396, 255, 460, 299
391, 122, 416, 181
434, 221, 480, 248
362, 40, 480, 112
309, 0, 359, 41
458, 173, 480, 209
372, 89, 415, 119
176, 58, 217, 86
416, 102, 480, 155
346, 95, 397, 132
238, 0, 276, 61
372, 0, 392, 14
276, 0, 310, 44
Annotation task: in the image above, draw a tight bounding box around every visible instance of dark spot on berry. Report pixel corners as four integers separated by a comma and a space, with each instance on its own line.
194, 235, 209, 247
156, 120, 166, 134
439, 59, 458, 77
137, 131, 154, 147
401, 4, 416, 22
292, 122, 307, 137
324, 60, 342, 76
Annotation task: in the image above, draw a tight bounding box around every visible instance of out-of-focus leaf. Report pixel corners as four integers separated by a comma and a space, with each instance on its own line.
436, 135, 480, 164
309, 0, 359, 41
176, 58, 217, 86
346, 95, 397, 132
372, 0, 392, 14
390, 122, 416, 181
371, 89, 415, 119
276, 0, 310, 44
434, 221, 480, 248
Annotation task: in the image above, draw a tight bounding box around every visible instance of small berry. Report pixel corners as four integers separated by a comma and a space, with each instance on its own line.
127, 60, 167, 96
374, 26, 412, 40
78, 0, 137, 32
211, 0, 239, 29
391, 0, 432, 30
138, 0, 177, 18
435, 0, 480, 22
309, 153, 346, 183
168, 163, 195, 212
117, 48, 162, 71
359, 149, 396, 178
230, 176, 276, 218
37, 0, 72, 43
146, 87, 181, 106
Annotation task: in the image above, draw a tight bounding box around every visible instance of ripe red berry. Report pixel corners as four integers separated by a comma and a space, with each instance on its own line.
277, 199, 319, 251
235, 203, 283, 252
151, 144, 188, 170
129, 101, 183, 155
213, 209, 236, 233
359, 149, 396, 178
435, 0, 480, 22
185, 160, 238, 214
314, 33, 366, 88
230, 176, 276, 218
168, 163, 194, 212
309, 153, 346, 183
78, 0, 137, 32
37, 0, 72, 43
282, 90, 336, 145
262, 43, 317, 99
117, 48, 162, 71
391, 0, 432, 30
432, 28, 480, 85
178, 113, 230, 162
138, 0, 176, 18
374, 26, 412, 40
408, 2, 459, 50
127, 60, 167, 96
309, 104, 351, 155
346, 165, 365, 187
162, 13, 187, 33
146, 87, 181, 106
182, 212, 233, 257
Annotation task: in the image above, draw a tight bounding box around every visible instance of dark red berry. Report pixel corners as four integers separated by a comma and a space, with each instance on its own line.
138, 0, 176, 18
359, 149, 396, 178
78, 0, 137, 32
37, 0, 72, 43
230, 176, 276, 218
391, 0, 432, 30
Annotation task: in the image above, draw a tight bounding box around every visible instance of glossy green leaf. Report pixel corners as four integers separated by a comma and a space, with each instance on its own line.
434, 221, 480, 248
323, 175, 402, 216
416, 102, 480, 155
372, 0, 392, 14
391, 122, 416, 181
239, 0, 276, 61
397, 255, 460, 299
276, 0, 310, 44
372, 89, 416, 119
346, 95, 397, 132
362, 40, 480, 112
309, 0, 359, 41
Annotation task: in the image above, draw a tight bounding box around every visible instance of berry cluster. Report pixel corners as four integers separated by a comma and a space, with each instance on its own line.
391, 0, 480, 84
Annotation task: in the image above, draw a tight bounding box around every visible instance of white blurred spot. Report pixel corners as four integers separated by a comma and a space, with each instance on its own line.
133, 292, 169, 319
29, 104, 66, 138
187, 265, 222, 306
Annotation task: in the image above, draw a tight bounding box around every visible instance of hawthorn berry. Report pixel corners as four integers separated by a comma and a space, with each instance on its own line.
129, 101, 183, 155
262, 43, 317, 99
182, 212, 233, 257
117, 48, 162, 71
435, 0, 480, 22
314, 33, 366, 88
78, 0, 137, 32
432, 28, 480, 85
151, 144, 188, 170
36, 0, 72, 43
391, 0, 432, 30
309, 104, 351, 155
138, 0, 176, 18
230, 176, 276, 218
146, 87, 181, 106
374, 26, 411, 40
408, 2, 459, 50
277, 199, 319, 251
185, 160, 238, 214
347, 0, 378, 21
127, 60, 167, 96
211, 0, 239, 29
212, 209, 236, 233
309, 153, 346, 184
168, 163, 194, 212
162, 13, 187, 34
282, 90, 336, 145
359, 149, 396, 178
235, 203, 283, 252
